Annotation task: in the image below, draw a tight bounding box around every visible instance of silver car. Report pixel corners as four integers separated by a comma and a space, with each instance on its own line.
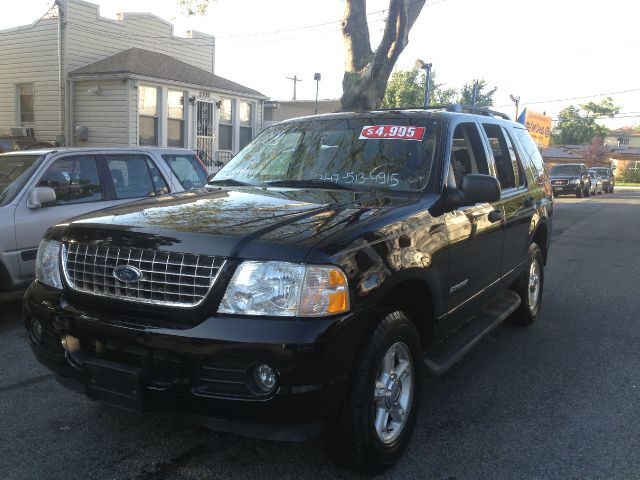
0, 147, 209, 291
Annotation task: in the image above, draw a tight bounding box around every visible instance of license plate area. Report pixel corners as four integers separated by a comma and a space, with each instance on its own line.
84, 358, 145, 412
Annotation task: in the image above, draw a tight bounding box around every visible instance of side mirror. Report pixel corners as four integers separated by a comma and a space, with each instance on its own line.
460, 174, 501, 204
27, 187, 56, 209
429, 174, 501, 217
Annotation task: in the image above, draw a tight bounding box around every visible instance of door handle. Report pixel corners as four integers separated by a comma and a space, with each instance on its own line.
524, 196, 535, 208
487, 209, 503, 223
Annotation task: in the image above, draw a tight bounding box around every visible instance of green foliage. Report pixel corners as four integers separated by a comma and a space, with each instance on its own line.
458, 79, 497, 107
381, 69, 470, 109
178, 0, 212, 16
551, 97, 620, 145
620, 163, 640, 183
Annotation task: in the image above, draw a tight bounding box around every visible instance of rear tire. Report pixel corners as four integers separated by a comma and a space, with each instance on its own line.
323, 310, 421, 473
509, 243, 544, 326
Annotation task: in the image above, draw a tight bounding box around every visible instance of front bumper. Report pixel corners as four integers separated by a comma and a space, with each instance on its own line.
551, 183, 580, 194
24, 282, 369, 439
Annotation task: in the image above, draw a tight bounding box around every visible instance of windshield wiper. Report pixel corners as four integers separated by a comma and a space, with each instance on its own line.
207, 178, 253, 187
264, 179, 354, 190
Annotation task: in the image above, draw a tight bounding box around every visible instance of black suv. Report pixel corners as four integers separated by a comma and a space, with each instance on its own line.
25, 106, 552, 473
549, 163, 591, 197
590, 167, 615, 193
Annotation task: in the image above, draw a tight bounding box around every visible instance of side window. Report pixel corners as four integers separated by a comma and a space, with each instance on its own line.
105, 154, 168, 199
482, 123, 516, 190
512, 127, 546, 179
501, 127, 526, 187
37, 155, 103, 205
161, 154, 208, 189
449, 123, 489, 188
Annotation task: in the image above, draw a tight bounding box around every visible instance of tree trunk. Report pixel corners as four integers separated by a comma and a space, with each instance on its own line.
340, 0, 426, 111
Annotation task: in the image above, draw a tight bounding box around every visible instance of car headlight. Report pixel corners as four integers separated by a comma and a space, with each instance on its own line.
570, 179, 580, 184
35, 239, 63, 289
218, 261, 349, 317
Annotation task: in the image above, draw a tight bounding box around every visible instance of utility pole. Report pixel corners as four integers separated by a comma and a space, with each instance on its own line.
313, 73, 321, 114
510, 94, 521, 120
286, 75, 302, 101
471, 80, 478, 106
415, 59, 432, 108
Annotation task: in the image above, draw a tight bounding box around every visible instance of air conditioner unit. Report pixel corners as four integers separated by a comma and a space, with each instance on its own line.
11, 127, 35, 138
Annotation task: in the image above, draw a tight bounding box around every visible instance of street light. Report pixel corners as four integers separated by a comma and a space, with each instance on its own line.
314, 73, 321, 114
509, 94, 520, 120
415, 59, 432, 108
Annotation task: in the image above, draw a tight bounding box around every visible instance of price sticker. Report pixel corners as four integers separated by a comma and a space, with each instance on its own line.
359, 125, 426, 141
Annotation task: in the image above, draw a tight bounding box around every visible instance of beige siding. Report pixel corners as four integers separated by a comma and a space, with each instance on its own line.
73, 80, 128, 146
0, 19, 60, 141
65, 0, 215, 75
129, 81, 138, 146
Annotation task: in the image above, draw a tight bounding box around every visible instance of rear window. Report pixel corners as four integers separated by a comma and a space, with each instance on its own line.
0, 154, 42, 206
162, 154, 208, 190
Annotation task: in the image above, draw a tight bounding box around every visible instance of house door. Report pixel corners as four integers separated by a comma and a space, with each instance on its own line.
196, 100, 216, 173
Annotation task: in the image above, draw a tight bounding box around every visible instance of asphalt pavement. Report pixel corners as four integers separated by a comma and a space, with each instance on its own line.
2, 190, 640, 479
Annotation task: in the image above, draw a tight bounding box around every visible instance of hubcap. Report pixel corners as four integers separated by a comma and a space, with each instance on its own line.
373, 342, 413, 444
528, 257, 541, 311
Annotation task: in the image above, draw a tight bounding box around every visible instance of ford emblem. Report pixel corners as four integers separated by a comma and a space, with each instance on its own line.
113, 265, 143, 283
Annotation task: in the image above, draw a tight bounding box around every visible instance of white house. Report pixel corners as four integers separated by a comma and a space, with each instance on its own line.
0, 0, 266, 165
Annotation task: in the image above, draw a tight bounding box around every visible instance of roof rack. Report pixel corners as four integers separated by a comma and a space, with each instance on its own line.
376, 103, 511, 120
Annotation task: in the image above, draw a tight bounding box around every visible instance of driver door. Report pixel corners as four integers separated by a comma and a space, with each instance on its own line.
442, 122, 503, 335
13, 154, 112, 283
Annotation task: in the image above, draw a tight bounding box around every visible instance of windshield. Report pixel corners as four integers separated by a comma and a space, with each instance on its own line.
550, 165, 581, 175
211, 118, 441, 192
0, 154, 42, 206
161, 153, 208, 190
593, 168, 609, 177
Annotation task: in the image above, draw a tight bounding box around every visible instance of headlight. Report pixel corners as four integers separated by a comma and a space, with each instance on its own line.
570, 179, 580, 184
218, 261, 349, 317
35, 240, 63, 289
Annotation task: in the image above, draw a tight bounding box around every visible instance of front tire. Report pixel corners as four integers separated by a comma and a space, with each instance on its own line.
323, 310, 421, 473
576, 186, 583, 198
509, 243, 544, 326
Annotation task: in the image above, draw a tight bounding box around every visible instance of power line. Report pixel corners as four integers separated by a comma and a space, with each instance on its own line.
495, 88, 640, 108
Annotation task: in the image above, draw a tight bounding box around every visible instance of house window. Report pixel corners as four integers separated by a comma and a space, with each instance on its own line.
167, 90, 185, 147
17, 84, 34, 125
617, 137, 630, 146
139, 85, 159, 146
218, 98, 233, 151
239, 101, 254, 149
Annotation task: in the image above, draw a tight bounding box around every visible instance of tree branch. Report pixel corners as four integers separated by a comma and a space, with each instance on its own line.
341, 0, 373, 72
372, 0, 426, 78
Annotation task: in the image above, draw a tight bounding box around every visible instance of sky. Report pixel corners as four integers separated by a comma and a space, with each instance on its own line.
3, 0, 640, 128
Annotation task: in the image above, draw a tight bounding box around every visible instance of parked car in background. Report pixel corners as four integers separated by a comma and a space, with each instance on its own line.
588, 170, 603, 195
590, 167, 615, 193
0, 147, 207, 292
550, 163, 591, 197
0, 136, 54, 153
24, 106, 553, 473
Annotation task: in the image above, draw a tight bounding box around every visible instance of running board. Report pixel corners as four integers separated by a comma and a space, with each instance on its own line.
423, 290, 521, 377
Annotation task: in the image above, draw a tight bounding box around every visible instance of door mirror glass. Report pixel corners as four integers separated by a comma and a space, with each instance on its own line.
460, 174, 501, 204
27, 187, 56, 209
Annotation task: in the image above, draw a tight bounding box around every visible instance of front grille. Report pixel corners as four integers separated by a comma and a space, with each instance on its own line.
552, 179, 568, 185
62, 243, 225, 307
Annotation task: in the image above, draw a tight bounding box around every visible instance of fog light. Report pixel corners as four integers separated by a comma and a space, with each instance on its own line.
252, 364, 277, 394
30, 319, 43, 343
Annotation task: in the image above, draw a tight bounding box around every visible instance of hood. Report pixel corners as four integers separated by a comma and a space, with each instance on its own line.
60, 187, 419, 262
550, 174, 580, 180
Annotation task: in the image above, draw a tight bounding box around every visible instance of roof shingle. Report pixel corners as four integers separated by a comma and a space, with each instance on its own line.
69, 47, 265, 98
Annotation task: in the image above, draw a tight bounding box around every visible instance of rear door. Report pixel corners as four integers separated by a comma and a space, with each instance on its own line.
480, 123, 533, 280
13, 153, 111, 282
102, 153, 170, 206
443, 121, 503, 332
